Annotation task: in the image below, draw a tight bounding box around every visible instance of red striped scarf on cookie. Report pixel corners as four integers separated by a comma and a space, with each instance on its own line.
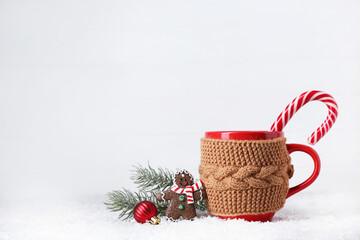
170, 180, 203, 204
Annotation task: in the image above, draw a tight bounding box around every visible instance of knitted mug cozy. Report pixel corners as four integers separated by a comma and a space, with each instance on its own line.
199, 137, 294, 216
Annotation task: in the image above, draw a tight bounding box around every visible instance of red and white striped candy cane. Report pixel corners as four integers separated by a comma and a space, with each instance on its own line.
270, 90, 338, 145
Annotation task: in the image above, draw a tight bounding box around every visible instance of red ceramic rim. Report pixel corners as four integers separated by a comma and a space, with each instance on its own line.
205, 131, 284, 140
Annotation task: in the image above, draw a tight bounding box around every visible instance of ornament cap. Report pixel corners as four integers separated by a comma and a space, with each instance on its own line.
149, 216, 161, 225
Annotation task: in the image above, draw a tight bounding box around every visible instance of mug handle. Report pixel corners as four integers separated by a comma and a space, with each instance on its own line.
286, 144, 321, 198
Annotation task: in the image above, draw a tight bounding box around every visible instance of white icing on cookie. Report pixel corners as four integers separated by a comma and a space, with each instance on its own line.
164, 216, 179, 222
161, 191, 166, 201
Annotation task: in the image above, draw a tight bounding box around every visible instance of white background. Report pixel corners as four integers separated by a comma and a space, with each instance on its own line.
0, 0, 359, 239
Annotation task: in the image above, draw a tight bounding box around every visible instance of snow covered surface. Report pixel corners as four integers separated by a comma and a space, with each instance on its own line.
1, 191, 359, 240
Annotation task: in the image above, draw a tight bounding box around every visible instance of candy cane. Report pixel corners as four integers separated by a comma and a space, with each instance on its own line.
270, 90, 338, 145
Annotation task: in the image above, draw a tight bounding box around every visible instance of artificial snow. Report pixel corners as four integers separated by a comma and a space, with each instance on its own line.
1, 191, 359, 240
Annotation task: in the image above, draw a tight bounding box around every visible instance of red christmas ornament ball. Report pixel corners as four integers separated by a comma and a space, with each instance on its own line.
133, 201, 160, 225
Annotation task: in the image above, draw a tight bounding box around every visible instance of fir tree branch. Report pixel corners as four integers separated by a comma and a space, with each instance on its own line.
130, 163, 173, 192
195, 200, 207, 211
105, 188, 169, 220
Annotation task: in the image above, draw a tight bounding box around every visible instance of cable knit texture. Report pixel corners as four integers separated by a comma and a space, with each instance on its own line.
199, 137, 294, 216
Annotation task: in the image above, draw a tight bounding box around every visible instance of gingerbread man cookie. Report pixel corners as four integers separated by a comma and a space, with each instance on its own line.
156, 170, 207, 220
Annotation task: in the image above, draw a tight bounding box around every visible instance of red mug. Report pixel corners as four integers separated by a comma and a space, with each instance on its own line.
199, 131, 320, 222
